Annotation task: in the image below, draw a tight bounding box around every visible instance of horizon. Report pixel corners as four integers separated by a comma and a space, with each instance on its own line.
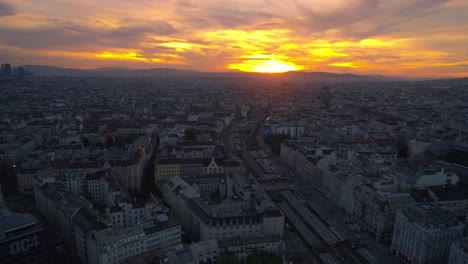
1, 1, 468, 77
10, 64, 459, 80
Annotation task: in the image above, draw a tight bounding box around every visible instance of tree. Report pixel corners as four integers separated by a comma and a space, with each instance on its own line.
184, 128, 199, 141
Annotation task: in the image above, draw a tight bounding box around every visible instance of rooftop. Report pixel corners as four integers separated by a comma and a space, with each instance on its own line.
95, 225, 144, 245
124, 248, 167, 264
401, 204, 461, 229
0, 213, 39, 238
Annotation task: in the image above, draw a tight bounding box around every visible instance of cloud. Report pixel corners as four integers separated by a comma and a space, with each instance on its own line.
0, 0, 467, 77
0, 19, 177, 51
208, 9, 275, 28
292, 0, 380, 32
0, 1, 15, 16
177, 0, 197, 8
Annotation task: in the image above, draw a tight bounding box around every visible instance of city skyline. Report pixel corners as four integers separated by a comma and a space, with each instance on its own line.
1, 0, 468, 77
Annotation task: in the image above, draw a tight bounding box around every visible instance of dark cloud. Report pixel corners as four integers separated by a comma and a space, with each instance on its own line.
292, 0, 379, 31
209, 9, 275, 28
0, 1, 15, 16
112, 23, 177, 38
247, 22, 284, 30
0, 20, 177, 51
177, 0, 197, 8
330, 0, 453, 39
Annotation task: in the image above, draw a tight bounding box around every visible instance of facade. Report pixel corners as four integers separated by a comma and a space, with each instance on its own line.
154, 158, 203, 181
73, 207, 105, 264
265, 122, 305, 139
160, 177, 200, 230
218, 235, 283, 261
303, 157, 322, 186
87, 226, 147, 264
161, 176, 284, 242
337, 174, 363, 216
33, 175, 110, 262
107, 201, 167, 229
353, 184, 414, 242
0, 213, 48, 264
391, 204, 465, 264
144, 219, 182, 253
365, 192, 414, 242
103, 149, 148, 192
85, 171, 113, 206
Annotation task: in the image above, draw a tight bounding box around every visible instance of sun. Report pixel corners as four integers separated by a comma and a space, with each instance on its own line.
228, 57, 302, 73
252, 60, 299, 73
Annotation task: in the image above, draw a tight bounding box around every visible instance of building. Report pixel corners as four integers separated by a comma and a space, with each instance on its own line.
186, 174, 227, 199
353, 184, 415, 242
124, 248, 168, 264
167, 240, 218, 264
337, 174, 364, 216
391, 204, 465, 264
365, 192, 414, 242
160, 176, 200, 230
352, 150, 397, 172
0, 213, 48, 264
33, 178, 101, 249
395, 167, 459, 188
1, 63, 12, 75
87, 226, 148, 264
202, 158, 245, 175
2, 138, 37, 166
154, 158, 203, 181
107, 201, 167, 229
144, 218, 182, 253
84, 170, 121, 206
218, 235, 283, 261
410, 185, 468, 218
449, 237, 468, 264
264, 121, 305, 139
160, 176, 284, 242
73, 206, 106, 264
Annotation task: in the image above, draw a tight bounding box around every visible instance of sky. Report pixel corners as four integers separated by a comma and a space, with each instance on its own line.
0, 0, 467, 77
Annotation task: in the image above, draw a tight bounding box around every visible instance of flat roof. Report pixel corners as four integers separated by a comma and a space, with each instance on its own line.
95, 226, 144, 245
0, 213, 37, 235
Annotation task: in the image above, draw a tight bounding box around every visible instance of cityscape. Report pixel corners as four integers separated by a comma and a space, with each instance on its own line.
1, 65, 468, 264
1, 1, 468, 264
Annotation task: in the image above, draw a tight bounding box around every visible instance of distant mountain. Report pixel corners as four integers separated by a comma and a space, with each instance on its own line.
92, 67, 129, 71
21, 65, 198, 78
21, 65, 416, 82
21, 65, 90, 77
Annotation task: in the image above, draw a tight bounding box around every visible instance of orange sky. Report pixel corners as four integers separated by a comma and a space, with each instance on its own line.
0, 0, 467, 77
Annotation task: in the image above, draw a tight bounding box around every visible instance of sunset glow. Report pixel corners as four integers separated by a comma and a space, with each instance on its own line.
0, 0, 467, 77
